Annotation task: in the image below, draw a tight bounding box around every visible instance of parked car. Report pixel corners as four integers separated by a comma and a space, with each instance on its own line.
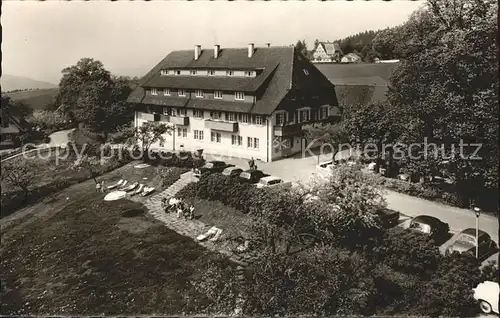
256, 176, 292, 189
374, 208, 400, 228
194, 161, 233, 178
445, 228, 497, 259
407, 215, 450, 241
239, 169, 267, 184
316, 160, 335, 178
473, 281, 499, 314
222, 166, 243, 177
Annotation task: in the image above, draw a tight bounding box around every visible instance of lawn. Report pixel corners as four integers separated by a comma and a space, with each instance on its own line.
5, 88, 59, 111
0, 171, 232, 315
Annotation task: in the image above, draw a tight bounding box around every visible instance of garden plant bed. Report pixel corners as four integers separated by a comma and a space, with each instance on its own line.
0, 184, 232, 315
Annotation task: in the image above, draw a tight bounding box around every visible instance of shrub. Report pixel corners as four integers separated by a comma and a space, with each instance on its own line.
160, 167, 190, 188
440, 192, 467, 208
176, 182, 198, 200
371, 227, 442, 276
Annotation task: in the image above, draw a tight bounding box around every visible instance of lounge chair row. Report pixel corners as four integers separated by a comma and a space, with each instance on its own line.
107, 179, 155, 197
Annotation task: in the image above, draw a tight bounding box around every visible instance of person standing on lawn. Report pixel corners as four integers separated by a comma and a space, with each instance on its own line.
95, 181, 101, 193
100, 181, 105, 193
248, 157, 255, 170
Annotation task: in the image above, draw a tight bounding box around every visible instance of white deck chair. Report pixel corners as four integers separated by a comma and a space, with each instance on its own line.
123, 182, 139, 192
130, 184, 144, 196
140, 187, 155, 197
117, 180, 128, 190
209, 228, 223, 242
107, 179, 123, 190
196, 227, 218, 241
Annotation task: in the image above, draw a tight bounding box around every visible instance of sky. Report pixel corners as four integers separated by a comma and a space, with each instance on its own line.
2, 0, 425, 85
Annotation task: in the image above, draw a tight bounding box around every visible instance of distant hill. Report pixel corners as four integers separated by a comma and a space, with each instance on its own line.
1, 74, 57, 92
4, 88, 59, 111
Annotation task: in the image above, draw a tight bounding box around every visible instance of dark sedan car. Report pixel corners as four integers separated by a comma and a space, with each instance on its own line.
239, 169, 267, 184
407, 215, 450, 241
222, 167, 244, 177
374, 208, 400, 228
445, 228, 497, 259
193, 161, 233, 177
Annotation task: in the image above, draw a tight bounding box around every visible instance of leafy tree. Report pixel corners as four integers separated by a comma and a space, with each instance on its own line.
386, 0, 498, 209
128, 121, 171, 154
1, 159, 41, 202
302, 122, 347, 163
294, 40, 308, 57
56, 58, 134, 138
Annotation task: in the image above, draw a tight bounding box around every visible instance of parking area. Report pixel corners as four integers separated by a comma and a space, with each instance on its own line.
204, 153, 499, 265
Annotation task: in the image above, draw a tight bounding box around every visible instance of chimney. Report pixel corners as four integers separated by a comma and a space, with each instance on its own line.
194, 45, 201, 60
214, 45, 220, 58
266, 43, 271, 48
248, 43, 255, 58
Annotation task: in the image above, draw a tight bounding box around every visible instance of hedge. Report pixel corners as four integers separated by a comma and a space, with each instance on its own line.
142, 150, 206, 169
160, 167, 190, 188
0, 148, 133, 218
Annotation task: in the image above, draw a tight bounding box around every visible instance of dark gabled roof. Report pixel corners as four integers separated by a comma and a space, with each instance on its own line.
128, 46, 335, 115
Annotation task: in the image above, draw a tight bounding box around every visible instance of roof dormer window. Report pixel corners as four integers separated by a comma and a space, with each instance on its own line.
235, 92, 245, 101
245, 71, 253, 77
160, 70, 167, 76
176, 70, 181, 75
227, 71, 234, 76
151, 88, 158, 96
208, 70, 215, 76
190, 70, 197, 75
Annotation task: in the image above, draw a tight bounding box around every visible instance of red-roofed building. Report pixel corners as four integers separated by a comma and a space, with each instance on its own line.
127, 44, 342, 162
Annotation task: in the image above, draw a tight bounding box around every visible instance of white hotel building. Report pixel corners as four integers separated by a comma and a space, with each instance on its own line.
127, 44, 341, 162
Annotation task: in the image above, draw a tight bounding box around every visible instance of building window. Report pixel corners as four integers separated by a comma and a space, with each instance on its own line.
240, 114, 249, 123
231, 135, 243, 146
276, 112, 286, 125
227, 71, 234, 76
235, 92, 245, 101
160, 70, 167, 76
211, 131, 221, 143
193, 110, 204, 118
255, 116, 263, 125
163, 107, 169, 115
167, 70, 174, 75
164, 88, 170, 96
170, 108, 177, 117
208, 70, 215, 76
299, 109, 310, 123
214, 91, 223, 99
245, 71, 253, 77
227, 112, 235, 121
190, 70, 197, 75
194, 130, 204, 140
303, 69, 309, 76
177, 127, 187, 138
178, 89, 186, 97
247, 137, 259, 149
151, 88, 158, 95
178, 108, 187, 116
195, 90, 204, 98
210, 111, 222, 120
176, 70, 181, 75
320, 106, 329, 119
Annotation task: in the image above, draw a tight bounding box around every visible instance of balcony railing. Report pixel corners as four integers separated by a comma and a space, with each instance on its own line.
169, 116, 189, 126
274, 123, 302, 137
205, 119, 238, 133
137, 112, 155, 121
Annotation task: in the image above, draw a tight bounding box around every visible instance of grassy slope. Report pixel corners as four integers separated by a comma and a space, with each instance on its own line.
4, 88, 59, 111
0, 175, 229, 315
